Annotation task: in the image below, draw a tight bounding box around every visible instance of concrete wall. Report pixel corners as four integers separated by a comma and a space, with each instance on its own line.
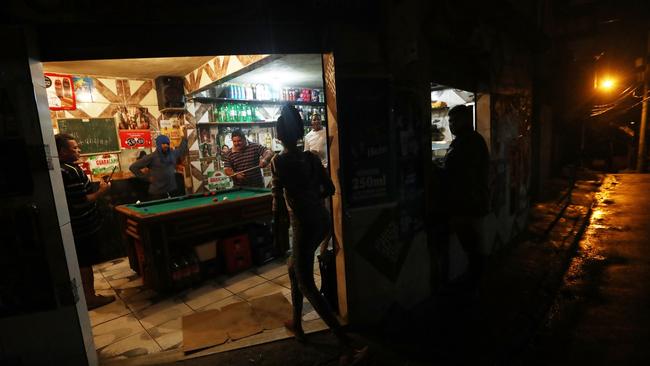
0, 26, 94, 366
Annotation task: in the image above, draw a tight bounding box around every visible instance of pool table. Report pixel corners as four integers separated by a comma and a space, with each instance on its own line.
114, 187, 272, 292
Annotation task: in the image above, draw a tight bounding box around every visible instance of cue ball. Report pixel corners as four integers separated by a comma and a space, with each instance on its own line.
223, 197, 228, 200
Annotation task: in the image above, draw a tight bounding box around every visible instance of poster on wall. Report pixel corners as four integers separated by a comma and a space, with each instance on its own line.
197, 125, 218, 158
338, 77, 395, 208
119, 148, 151, 173
160, 116, 183, 148
116, 106, 153, 130
44, 73, 76, 111
119, 130, 152, 149
73, 76, 94, 103
85, 153, 119, 176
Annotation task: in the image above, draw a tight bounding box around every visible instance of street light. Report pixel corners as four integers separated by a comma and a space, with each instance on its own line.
596, 76, 617, 92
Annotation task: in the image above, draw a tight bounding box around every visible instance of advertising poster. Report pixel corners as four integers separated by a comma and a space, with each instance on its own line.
73, 76, 94, 103
160, 116, 183, 148
206, 170, 232, 191
338, 77, 394, 208
44, 73, 76, 111
198, 125, 217, 158
119, 130, 152, 149
119, 148, 151, 173
86, 153, 119, 176
116, 106, 153, 130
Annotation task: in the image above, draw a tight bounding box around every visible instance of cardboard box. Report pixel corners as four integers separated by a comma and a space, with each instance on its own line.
194, 240, 217, 262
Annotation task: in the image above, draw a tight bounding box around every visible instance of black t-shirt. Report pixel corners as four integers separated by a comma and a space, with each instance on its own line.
60, 162, 102, 238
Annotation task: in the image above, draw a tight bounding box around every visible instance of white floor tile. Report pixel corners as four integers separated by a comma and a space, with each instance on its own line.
92, 314, 145, 349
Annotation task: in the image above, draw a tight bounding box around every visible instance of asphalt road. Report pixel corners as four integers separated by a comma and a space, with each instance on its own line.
523, 174, 650, 365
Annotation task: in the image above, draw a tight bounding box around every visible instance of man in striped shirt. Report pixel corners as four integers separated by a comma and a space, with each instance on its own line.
56, 133, 115, 310
223, 129, 273, 187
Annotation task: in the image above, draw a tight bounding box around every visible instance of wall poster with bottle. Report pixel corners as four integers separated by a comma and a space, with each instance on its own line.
44, 73, 76, 110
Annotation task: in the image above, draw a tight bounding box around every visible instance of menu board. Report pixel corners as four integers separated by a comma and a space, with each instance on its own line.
57, 118, 120, 155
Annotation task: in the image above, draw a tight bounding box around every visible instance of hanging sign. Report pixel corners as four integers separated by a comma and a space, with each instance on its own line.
119, 130, 152, 149
86, 153, 119, 176
44, 73, 76, 111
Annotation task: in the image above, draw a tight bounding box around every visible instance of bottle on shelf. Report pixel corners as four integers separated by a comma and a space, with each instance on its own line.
246, 105, 253, 122
220, 104, 227, 122
245, 85, 254, 100
238, 104, 246, 122
255, 84, 263, 101
228, 103, 236, 122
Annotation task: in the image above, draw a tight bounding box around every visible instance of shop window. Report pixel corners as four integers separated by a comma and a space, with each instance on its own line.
430, 83, 475, 163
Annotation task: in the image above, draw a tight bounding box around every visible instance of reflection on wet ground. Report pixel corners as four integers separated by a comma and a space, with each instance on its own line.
523, 174, 650, 365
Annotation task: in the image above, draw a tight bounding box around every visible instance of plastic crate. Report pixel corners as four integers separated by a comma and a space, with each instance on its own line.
220, 234, 252, 274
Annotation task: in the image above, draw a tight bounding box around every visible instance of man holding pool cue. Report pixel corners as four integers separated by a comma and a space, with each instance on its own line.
223, 129, 274, 188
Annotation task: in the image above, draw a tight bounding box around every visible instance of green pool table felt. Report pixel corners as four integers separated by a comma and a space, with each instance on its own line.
125, 189, 270, 214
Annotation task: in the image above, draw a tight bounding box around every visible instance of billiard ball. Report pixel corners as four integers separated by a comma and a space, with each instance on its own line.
212, 198, 219, 202
143, 208, 148, 212
203, 193, 209, 197
222, 197, 229, 200
211, 191, 216, 196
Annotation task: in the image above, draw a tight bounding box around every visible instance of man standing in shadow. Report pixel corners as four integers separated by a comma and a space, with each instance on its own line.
436, 104, 490, 297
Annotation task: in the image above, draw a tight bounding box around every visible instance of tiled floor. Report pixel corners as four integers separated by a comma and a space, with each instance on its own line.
90, 256, 323, 362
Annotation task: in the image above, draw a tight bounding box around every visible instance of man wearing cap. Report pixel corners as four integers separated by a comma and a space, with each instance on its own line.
130, 133, 188, 200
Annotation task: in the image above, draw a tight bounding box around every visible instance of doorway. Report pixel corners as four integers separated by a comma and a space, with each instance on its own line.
37, 52, 346, 363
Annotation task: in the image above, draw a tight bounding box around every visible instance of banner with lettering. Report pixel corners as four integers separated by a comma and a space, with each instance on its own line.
119, 130, 152, 149
86, 153, 119, 176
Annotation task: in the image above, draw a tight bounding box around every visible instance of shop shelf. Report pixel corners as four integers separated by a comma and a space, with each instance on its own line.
196, 121, 277, 126
191, 97, 324, 107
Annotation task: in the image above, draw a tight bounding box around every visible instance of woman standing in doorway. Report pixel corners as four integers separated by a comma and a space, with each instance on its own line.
271, 105, 366, 365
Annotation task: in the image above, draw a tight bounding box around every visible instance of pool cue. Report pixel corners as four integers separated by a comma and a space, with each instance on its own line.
228, 165, 261, 177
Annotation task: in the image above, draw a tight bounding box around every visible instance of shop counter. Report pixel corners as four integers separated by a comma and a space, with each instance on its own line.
114, 187, 272, 292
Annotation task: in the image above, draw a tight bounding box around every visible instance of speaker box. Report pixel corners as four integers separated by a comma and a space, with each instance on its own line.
155, 76, 185, 110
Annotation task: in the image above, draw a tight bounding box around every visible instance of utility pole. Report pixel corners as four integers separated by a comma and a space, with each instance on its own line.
636, 30, 650, 172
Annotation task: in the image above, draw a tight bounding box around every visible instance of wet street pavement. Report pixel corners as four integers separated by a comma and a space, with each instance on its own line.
523, 174, 650, 365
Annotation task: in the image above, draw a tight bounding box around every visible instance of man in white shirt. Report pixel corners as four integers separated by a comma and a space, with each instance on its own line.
303, 113, 328, 167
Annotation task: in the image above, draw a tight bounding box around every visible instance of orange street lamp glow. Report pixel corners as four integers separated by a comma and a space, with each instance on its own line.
599, 77, 616, 91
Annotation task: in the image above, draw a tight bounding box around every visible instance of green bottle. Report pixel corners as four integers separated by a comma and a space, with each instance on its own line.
246, 105, 253, 122
228, 103, 236, 122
